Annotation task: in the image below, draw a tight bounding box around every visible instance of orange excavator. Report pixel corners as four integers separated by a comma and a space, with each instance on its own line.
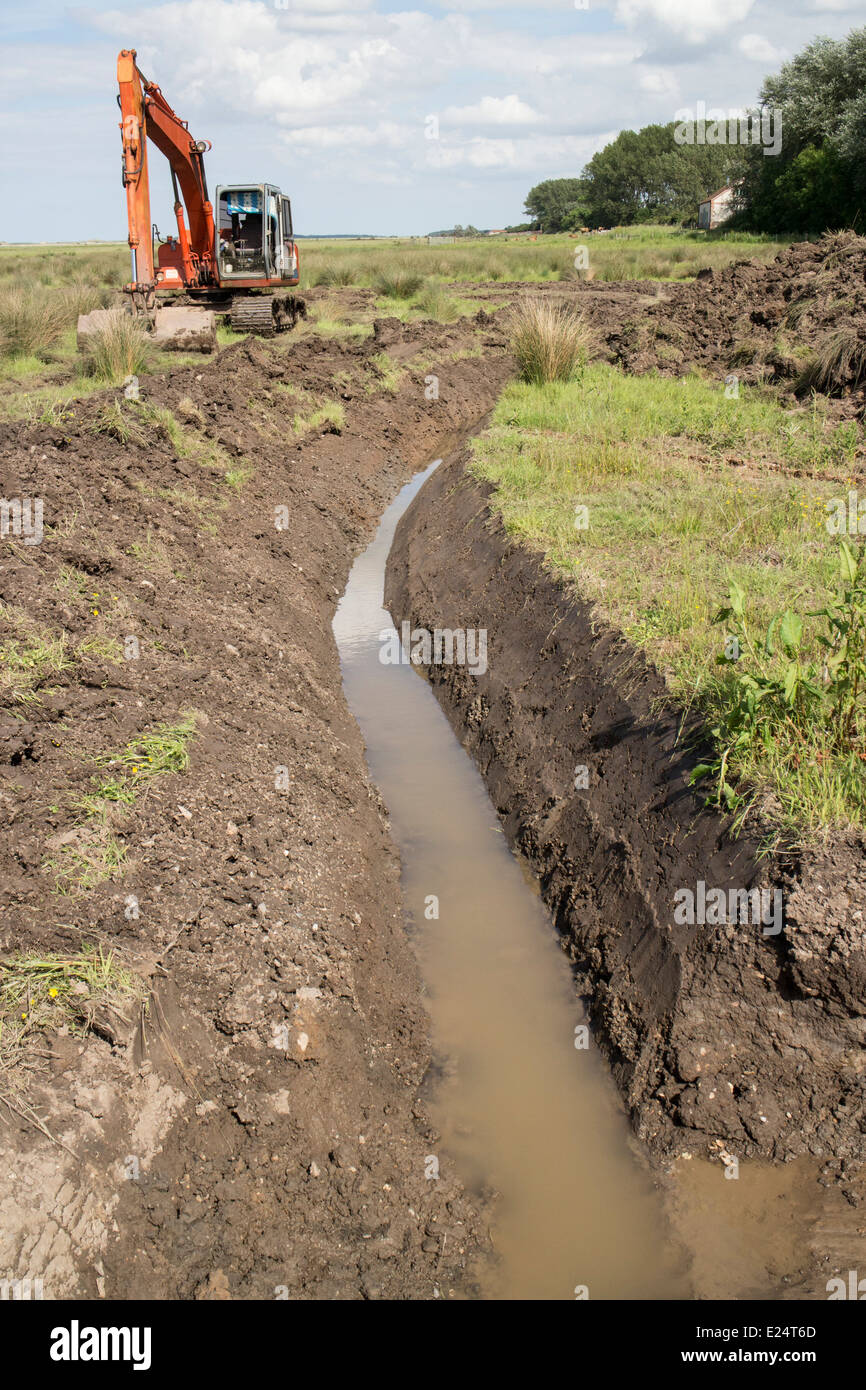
83, 49, 306, 349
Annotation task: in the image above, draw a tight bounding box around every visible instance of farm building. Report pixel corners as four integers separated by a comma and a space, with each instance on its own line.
698, 185, 736, 230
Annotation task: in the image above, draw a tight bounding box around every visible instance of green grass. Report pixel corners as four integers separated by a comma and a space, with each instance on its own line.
84, 712, 198, 810
47, 714, 199, 891
76, 634, 124, 664
91, 398, 147, 445
365, 352, 404, 395
81, 309, 151, 383
413, 283, 461, 323
224, 465, 253, 490
0, 246, 124, 362
498, 367, 861, 472
0, 605, 73, 704
302, 298, 373, 340
293, 399, 345, 434
45, 835, 128, 895
292, 227, 794, 293
0, 945, 148, 1101
125, 401, 251, 488
373, 289, 486, 325
469, 364, 866, 841
270, 382, 347, 436
373, 266, 425, 299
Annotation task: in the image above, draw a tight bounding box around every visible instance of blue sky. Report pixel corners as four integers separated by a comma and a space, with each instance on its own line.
0, 0, 862, 240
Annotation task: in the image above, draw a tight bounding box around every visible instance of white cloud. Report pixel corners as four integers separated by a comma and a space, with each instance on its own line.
638, 68, 678, 98
427, 0, 573, 8
285, 120, 412, 150
425, 129, 612, 175
441, 94, 542, 126
738, 33, 786, 62
615, 0, 755, 43
273, 0, 375, 8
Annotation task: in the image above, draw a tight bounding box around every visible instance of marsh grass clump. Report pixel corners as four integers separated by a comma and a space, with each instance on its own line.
313, 263, 357, 287
90, 400, 147, 445
0, 287, 69, 359
414, 284, 461, 323
510, 299, 595, 384
796, 325, 866, 396
373, 266, 426, 300
83, 309, 151, 383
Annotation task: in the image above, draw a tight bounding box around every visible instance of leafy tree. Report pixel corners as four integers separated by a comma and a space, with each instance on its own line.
579, 125, 738, 227
737, 28, 866, 232
522, 128, 737, 233
523, 179, 587, 231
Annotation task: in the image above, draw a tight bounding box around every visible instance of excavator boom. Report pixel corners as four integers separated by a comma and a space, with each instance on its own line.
117, 48, 216, 292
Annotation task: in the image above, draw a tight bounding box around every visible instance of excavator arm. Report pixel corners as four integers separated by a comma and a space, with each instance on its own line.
117, 49, 216, 292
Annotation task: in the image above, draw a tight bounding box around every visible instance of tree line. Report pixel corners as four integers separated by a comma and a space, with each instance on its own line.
524, 26, 865, 235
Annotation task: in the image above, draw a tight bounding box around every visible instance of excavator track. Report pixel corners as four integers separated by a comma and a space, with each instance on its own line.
230, 296, 278, 337
229, 294, 307, 337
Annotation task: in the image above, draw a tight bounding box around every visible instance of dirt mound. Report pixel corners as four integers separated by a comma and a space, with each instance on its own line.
0, 316, 512, 1298
605, 232, 866, 411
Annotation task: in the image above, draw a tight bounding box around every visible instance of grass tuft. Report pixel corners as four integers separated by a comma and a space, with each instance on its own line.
510, 298, 595, 385
0, 946, 148, 1082
373, 267, 426, 300
414, 284, 461, 323
0, 288, 69, 359
82, 309, 151, 383
796, 326, 866, 396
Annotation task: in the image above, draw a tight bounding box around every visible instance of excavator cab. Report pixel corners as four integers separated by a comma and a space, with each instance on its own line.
215, 184, 299, 288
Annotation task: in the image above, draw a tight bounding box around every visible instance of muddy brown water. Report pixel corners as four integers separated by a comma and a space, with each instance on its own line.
333, 458, 827, 1301
334, 459, 688, 1299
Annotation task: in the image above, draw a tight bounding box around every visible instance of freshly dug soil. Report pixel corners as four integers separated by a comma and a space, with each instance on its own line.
602, 231, 866, 411
386, 457, 866, 1169
0, 312, 512, 1299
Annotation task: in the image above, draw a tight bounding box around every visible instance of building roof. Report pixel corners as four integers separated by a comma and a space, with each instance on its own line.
700, 185, 735, 205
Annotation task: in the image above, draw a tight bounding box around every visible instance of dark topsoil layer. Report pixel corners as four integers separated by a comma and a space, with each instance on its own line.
598, 232, 866, 412
0, 311, 513, 1299
386, 460, 866, 1174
